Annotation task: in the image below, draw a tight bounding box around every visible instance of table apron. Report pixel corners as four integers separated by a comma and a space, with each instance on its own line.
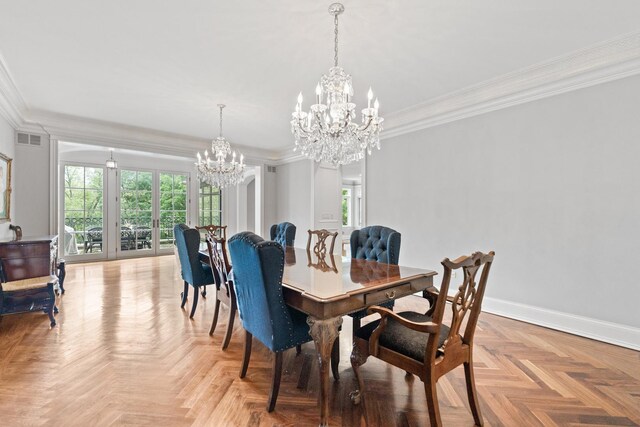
282, 275, 434, 319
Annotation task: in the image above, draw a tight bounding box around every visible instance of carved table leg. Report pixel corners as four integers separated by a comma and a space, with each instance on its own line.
307, 315, 343, 427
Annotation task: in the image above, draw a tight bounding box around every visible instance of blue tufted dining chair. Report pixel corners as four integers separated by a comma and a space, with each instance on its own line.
228, 231, 313, 412
270, 222, 297, 248
174, 224, 215, 318
348, 225, 402, 334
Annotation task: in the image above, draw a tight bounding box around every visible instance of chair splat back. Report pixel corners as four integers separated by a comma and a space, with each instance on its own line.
205, 233, 231, 293
430, 251, 495, 353
306, 229, 338, 256
196, 224, 227, 240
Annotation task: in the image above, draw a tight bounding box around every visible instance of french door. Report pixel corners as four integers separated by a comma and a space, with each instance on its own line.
117, 169, 188, 257
61, 164, 108, 261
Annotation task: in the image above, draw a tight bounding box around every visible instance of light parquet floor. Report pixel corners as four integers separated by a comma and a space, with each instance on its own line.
0, 256, 638, 426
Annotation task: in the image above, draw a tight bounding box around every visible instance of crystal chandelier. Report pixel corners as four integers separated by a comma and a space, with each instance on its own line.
196, 104, 246, 188
291, 3, 383, 166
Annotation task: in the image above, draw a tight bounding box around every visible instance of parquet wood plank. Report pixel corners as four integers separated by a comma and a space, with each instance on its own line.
0, 255, 638, 426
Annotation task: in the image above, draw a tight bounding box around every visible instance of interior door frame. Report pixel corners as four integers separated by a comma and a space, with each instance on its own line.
59, 161, 109, 262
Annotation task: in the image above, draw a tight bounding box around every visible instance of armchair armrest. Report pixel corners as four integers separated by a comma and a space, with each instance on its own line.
367, 306, 440, 334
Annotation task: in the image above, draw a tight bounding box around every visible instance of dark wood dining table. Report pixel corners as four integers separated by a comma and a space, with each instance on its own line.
201, 246, 438, 426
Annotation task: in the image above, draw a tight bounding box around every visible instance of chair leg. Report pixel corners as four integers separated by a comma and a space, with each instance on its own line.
180, 281, 189, 308
189, 287, 199, 319
209, 298, 221, 336
349, 342, 368, 405
424, 374, 442, 427
464, 360, 484, 426
221, 303, 236, 350
352, 317, 361, 338
47, 305, 56, 328
240, 330, 252, 379
267, 352, 283, 412
331, 336, 340, 380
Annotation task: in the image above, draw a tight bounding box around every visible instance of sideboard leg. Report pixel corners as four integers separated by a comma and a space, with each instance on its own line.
57, 260, 66, 294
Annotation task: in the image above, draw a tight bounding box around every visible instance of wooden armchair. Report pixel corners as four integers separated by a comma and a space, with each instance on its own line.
205, 233, 237, 350
350, 251, 495, 426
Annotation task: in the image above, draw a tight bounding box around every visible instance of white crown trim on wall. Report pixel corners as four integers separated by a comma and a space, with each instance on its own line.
0, 52, 28, 129
381, 30, 640, 140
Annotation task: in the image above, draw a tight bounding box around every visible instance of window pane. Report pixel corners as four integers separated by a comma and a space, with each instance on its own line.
198, 181, 222, 227
85, 168, 103, 189
121, 170, 137, 190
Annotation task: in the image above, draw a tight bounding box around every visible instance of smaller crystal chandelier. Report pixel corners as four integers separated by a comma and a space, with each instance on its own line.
105, 149, 117, 169
291, 3, 384, 166
196, 104, 246, 188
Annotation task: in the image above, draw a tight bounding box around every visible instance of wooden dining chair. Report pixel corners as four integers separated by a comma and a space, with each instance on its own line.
205, 233, 237, 350
350, 251, 495, 427
306, 229, 338, 257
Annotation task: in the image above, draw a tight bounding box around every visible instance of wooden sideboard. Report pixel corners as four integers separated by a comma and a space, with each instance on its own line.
0, 235, 66, 327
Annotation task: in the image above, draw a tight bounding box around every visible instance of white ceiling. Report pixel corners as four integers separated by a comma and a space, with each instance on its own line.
1, 1, 639, 151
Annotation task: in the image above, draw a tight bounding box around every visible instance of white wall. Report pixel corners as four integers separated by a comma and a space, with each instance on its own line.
367, 75, 640, 343
0, 115, 14, 239
275, 159, 313, 248
246, 177, 255, 233
13, 134, 50, 235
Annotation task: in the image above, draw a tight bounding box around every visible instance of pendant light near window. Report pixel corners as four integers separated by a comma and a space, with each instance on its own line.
106, 149, 118, 169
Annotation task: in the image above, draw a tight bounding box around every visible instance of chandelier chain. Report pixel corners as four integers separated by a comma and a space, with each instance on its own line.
334, 14, 339, 67
219, 105, 224, 137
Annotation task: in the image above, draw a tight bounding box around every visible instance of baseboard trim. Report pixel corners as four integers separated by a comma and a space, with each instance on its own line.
482, 297, 640, 351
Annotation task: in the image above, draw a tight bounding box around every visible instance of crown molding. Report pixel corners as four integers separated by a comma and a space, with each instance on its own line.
381, 30, 640, 140
27, 109, 279, 163
0, 52, 28, 128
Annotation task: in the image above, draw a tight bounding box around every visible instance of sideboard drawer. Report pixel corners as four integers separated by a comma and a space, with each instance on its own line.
364, 283, 413, 305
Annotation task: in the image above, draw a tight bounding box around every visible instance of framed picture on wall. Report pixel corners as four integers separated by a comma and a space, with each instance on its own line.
0, 152, 12, 221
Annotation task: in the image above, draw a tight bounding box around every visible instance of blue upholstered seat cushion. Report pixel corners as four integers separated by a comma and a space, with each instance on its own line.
355, 311, 450, 362
229, 231, 312, 353
270, 222, 296, 248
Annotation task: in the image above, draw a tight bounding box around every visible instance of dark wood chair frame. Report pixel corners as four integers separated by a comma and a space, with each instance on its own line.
195, 225, 227, 298
196, 224, 227, 240
306, 229, 338, 257
351, 251, 495, 427
205, 233, 237, 350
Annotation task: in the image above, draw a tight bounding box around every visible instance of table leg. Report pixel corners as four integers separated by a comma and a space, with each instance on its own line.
307, 315, 343, 427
